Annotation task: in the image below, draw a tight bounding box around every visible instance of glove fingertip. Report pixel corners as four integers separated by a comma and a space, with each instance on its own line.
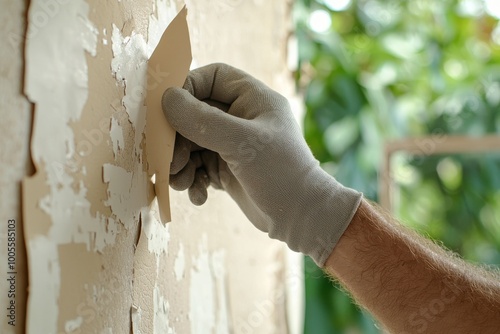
170, 136, 191, 174
188, 185, 208, 206
169, 160, 196, 191
162, 86, 184, 100
188, 169, 209, 205
161, 87, 188, 122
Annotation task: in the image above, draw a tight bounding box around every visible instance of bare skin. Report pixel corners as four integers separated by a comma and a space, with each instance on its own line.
164, 63, 499, 332
326, 200, 500, 333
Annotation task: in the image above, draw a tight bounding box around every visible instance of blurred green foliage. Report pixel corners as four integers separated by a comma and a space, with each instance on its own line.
295, 0, 500, 332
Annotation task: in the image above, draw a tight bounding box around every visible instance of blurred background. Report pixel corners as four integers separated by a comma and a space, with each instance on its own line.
293, 0, 500, 332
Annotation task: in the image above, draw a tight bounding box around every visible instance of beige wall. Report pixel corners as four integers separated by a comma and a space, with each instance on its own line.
0, 1, 32, 333
0, 0, 302, 333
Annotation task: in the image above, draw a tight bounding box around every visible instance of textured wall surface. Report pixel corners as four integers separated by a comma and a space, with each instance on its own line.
0, 1, 31, 333
0, 0, 301, 333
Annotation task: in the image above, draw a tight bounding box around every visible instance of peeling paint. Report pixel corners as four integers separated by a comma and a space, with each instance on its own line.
27, 1, 98, 165
23, 1, 101, 331
110, 117, 124, 157
147, 0, 179, 56
110, 24, 148, 156
94, 217, 119, 254
27, 237, 60, 333
189, 235, 215, 334
102, 28, 108, 45
212, 250, 231, 334
131, 305, 142, 334
141, 203, 170, 256
65, 316, 83, 332
16, 0, 301, 333
80, 16, 99, 57
188, 241, 231, 334
174, 243, 185, 281
153, 284, 175, 333
35, 176, 111, 252
0, 1, 31, 332
103, 163, 148, 230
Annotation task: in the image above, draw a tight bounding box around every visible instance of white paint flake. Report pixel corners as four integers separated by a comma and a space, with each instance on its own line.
190, 235, 216, 334
153, 284, 174, 334
94, 217, 119, 254
212, 250, 230, 334
174, 243, 185, 281
65, 316, 83, 332
110, 25, 148, 156
147, 0, 179, 57
140, 202, 170, 258
23, 0, 102, 330
131, 305, 142, 334
108, 0, 178, 159
28, 237, 60, 333
79, 15, 99, 57
110, 117, 124, 157
103, 163, 148, 230
188, 236, 231, 333
27, 1, 98, 166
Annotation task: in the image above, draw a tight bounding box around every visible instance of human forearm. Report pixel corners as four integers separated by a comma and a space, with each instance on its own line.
326, 200, 500, 333
162, 64, 500, 332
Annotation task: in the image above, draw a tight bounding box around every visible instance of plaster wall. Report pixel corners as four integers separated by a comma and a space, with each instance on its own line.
0, 1, 302, 333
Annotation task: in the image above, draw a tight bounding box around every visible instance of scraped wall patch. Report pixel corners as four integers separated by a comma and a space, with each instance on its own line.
154, 284, 175, 333
188, 242, 230, 334
174, 243, 185, 281
23, 1, 101, 332
110, 24, 149, 156
189, 235, 216, 334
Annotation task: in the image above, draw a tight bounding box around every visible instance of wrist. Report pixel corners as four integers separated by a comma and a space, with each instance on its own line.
269, 166, 363, 266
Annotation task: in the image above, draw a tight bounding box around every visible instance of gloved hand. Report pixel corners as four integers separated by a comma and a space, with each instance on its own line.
162, 63, 362, 266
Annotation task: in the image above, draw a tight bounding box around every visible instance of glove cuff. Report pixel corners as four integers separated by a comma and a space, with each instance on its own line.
268, 167, 363, 267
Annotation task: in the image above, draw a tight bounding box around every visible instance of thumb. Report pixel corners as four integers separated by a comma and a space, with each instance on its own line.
162, 87, 248, 155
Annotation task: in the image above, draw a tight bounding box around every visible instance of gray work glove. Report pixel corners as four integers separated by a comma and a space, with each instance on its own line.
162, 63, 362, 266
